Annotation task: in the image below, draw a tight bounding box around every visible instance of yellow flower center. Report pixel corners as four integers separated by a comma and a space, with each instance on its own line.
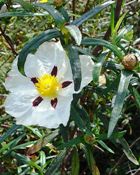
39, 0, 48, 3
35, 74, 61, 98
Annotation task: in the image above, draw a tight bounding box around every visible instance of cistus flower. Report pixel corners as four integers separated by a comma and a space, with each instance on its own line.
4, 41, 94, 128
39, 0, 48, 3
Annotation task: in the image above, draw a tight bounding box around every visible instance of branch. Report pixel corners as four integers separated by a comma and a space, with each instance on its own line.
0, 26, 17, 55
92, 0, 123, 56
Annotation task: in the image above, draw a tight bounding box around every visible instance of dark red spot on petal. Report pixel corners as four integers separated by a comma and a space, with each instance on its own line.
51, 66, 57, 76
31, 77, 38, 84
62, 81, 72, 88
51, 98, 58, 108
32, 96, 43, 107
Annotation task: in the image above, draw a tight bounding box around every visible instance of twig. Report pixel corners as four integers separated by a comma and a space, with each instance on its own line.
0, 26, 17, 56
92, 0, 123, 56
72, 0, 76, 20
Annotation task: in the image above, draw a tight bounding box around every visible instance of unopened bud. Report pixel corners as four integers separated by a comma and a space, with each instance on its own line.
122, 54, 137, 70
84, 134, 95, 145
54, 0, 64, 7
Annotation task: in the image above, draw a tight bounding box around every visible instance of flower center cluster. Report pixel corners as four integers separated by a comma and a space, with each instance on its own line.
35, 74, 61, 98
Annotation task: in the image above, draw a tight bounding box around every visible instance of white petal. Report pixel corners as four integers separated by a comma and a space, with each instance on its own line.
59, 82, 74, 97
78, 55, 94, 92
65, 25, 82, 45
24, 54, 46, 78
31, 95, 73, 128
5, 58, 37, 93
55, 95, 73, 126
34, 41, 69, 77
4, 92, 37, 118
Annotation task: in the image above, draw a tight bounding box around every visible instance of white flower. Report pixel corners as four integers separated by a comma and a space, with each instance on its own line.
4, 41, 94, 128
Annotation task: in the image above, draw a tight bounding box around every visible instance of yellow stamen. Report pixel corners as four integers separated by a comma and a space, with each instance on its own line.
39, 0, 48, 3
35, 74, 61, 98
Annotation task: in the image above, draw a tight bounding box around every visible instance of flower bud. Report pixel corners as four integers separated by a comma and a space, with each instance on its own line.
54, 0, 64, 7
84, 134, 95, 145
122, 54, 137, 70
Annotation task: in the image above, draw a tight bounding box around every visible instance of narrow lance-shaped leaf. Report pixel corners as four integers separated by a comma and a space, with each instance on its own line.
70, 105, 85, 131
82, 38, 123, 59
132, 88, 140, 109
27, 129, 59, 155
71, 1, 115, 26
34, 4, 65, 27
14, 0, 34, 11
67, 45, 81, 91
0, 124, 21, 144
114, 25, 133, 44
0, 11, 49, 18
82, 144, 100, 175
118, 138, 139, 165
97, 140, 114, 154
45, 150, 66, 175
58, 7, 70, 22
65, 25, 82, 46
93, 52, 108, 84
58, 136, 83, 150
71, 148, 80, 175
18, 29, 60, 75
108, 70, 133, 137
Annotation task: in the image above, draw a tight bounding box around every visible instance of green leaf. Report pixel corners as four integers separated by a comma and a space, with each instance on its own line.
58, 136, 83, 150
92, 52, 108, 84
113, 13, 127, 35
67, 45, 81, 91
114, 25, 133, 44
18, 29, 60, 75
71, 148, 80, 175
132, 88, 140, 109
97, 140, 114, 154
26, 126, 43, 138
27, 129, 59, 155
118, 138, 139, 165
76, 105, 91, 131
58, 7, 70, 22
71, 105, 85, 131
93, 63, 102, 84
34, 4, 65, 27
45, 150, 66, 175
82, 38, 123, 59
14, 0, 34, 11
110, 4, 115, 35
71, 1, 115, 26
0, 134, 25, 154
0, 11, 49, 18
39, 151, 46, 167
12, 141, 36, 150
11, 152, 30, 164
65, 25, 82, 45
108, 70, 133, 137
82, 145, 100, 175
0, 124, 21, 144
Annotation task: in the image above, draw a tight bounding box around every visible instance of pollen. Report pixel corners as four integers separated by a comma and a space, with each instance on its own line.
35, 74, 61, 98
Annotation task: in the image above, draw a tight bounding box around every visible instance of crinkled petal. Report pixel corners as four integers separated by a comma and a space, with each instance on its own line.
77, 55, 94, 92
24, 54, 46, 78
35, 41, 70, 77
55, 95, 73, 126
31, 95, 73, 128
5, 58, 39, 93
4, 92, 38, 119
